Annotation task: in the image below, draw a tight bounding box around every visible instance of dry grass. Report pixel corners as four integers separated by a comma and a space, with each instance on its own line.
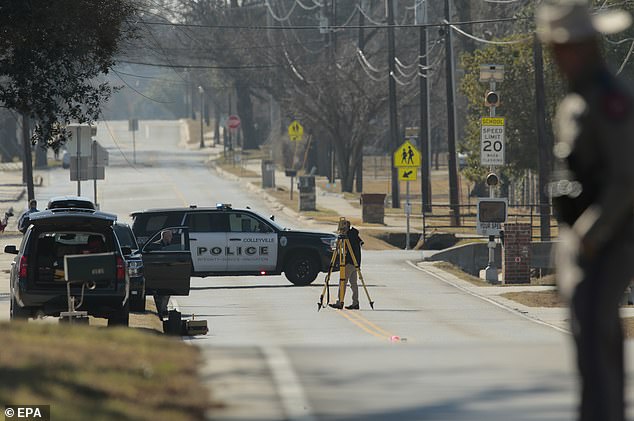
433, 261, 490, 286
0, 322, 214, 421
501, 290, 565, 308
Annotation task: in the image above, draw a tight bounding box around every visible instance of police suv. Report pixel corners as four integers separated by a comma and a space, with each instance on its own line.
131, 204, 337, 287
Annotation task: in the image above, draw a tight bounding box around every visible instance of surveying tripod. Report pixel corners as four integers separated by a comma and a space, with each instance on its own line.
318, 218, 374, 311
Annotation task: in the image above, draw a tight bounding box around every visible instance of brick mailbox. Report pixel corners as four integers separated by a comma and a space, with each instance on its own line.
360, 193, 386, 224
502, 222, 531, 284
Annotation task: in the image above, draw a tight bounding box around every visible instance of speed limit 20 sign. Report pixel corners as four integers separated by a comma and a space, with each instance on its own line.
481, 117, 505, 166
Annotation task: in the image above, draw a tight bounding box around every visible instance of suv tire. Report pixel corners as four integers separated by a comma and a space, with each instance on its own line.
10, 296, 30, 321
107, 301, 130, 327
285, 253, 319, 286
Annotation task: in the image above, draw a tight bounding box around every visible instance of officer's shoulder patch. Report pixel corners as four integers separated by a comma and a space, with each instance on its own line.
601, 90, 632, 121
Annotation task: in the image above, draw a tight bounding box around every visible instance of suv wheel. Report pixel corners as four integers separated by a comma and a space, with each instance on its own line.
130, 291, 146, 313
285, 253, 319, 286
10, 296, 30, 321
107, 301, 130, 327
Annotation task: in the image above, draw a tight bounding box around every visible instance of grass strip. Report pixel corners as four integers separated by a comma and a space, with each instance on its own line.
0, 322, 214, 421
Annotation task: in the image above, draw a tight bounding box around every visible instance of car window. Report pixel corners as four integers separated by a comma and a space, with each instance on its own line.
185, 212, 228, 232
34, 231, 112, 282
113, 224, 138, 250
141, 213, 183, 235
143, 227, 188, 252
228, 212, 273, 233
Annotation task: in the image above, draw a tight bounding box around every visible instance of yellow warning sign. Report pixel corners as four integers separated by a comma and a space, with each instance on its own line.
288, 120, 304, 141
481, 117, 505, 126
393, 140, 421, 168
398, 167, 417, 181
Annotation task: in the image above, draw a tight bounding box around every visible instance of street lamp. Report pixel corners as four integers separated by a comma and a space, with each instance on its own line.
198, 85, 204, 148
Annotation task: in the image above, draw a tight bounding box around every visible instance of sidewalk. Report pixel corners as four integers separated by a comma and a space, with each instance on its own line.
220, 155, 418, 232
0, 163, 28, 233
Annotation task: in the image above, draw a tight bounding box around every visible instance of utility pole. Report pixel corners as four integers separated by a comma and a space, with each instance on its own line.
387, 0, 400, 208
416, 0, 432, 213
199, 86, 205, 149
533, 35, 552, 241
356, 0, 366, 193
444, 0, 460, 225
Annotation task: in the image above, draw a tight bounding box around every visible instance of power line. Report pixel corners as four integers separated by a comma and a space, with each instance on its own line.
112, 69, 175, 103
116, 59, 280, 69
133, 15, 527, 31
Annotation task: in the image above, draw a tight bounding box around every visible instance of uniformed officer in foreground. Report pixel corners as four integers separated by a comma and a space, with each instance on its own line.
537, 2, 634, 420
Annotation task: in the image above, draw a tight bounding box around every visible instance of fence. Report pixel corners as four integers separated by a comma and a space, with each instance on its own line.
416, 203, 557, 241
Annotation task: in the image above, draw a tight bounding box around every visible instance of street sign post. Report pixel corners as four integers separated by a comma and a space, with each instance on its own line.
394, 140, 422, 250
480, 117, 505, 166
227, 115, 241, 130
129, 119, 138, 164
288, 120, 304, 141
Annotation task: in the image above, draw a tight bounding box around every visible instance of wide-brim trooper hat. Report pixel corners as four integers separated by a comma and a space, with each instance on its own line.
536, 0, 632, 44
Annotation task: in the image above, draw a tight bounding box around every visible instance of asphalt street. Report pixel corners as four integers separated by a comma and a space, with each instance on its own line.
1, 120, 632, 421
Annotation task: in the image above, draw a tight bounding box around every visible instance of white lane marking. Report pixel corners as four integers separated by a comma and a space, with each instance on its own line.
262, 346, 317, 421
407, 261, 570, 334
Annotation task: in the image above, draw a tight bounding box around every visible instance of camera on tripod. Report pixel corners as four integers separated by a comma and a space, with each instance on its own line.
337, 217, 349, 238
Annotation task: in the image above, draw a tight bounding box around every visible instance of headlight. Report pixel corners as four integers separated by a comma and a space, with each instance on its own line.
127, 260, 143, 277
320, 236, 336, 251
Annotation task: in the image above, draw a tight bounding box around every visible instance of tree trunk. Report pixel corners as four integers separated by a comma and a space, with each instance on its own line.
355, 154, 363, 193
35, 141, 47, 169
235, 84, 257, 150
21, 113, 34, 201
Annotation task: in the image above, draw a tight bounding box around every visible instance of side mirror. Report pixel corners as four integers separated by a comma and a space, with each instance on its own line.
121, 246, 132, 256
4, 245, 18, 255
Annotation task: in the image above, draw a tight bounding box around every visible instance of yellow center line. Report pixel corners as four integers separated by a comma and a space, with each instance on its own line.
335, 309, 387, 340
344, 310, 395, 337
332, 308, 400, 342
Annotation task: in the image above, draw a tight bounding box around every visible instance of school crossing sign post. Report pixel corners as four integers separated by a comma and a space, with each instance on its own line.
393, 140, 421, 250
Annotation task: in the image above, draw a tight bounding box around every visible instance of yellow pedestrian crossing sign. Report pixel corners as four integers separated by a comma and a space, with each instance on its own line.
394, 140, 421, 168
288, 120, 304, 141
398, 167, 417, 181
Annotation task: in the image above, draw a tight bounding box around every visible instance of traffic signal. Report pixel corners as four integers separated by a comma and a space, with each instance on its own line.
484, 91, 500, 107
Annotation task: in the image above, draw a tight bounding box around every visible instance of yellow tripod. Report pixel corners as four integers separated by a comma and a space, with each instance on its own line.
318, 218, 374, 311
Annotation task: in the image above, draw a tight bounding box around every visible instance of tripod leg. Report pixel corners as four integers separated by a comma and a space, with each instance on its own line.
337, 240, 347, 305
318, 240, 339, 312
345, 239, 374, 309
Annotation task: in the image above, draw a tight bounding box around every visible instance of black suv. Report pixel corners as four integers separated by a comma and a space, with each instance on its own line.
113, 222, 146, 312
131, 204, 337, 285
4, 209, 130, 325
5, 208, 193, 324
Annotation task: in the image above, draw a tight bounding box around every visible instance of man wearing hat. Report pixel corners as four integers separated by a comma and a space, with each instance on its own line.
537, 1, 634, 420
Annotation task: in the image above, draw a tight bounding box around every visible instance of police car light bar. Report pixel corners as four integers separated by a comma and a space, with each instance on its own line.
216, 203, 232, 210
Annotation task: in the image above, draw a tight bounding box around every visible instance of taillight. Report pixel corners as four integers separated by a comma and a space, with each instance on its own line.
18, 255, 28, 278
116, 256, 125, 281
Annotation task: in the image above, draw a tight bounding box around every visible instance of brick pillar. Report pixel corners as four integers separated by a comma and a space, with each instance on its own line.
360, 194, 386, 224
502, 222, 531, 284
